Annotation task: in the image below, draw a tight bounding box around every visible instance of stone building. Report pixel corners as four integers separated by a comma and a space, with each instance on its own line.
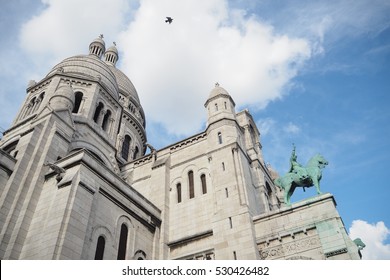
0, 36, 361, 260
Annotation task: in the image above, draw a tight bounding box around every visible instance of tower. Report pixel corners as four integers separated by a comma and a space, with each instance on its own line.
203, 83, 278, 259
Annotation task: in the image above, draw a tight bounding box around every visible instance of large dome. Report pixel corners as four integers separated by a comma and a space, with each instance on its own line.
108, 66, 140, 103
47, 54, 120, 100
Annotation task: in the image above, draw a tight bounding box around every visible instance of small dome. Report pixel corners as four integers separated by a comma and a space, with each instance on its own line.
204, 82, 236, 108
208, 82, 231, 99
106, 44, 118, 55
49, 84, 75, 111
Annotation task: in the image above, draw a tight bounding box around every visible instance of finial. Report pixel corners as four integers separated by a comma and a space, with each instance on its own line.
113, 41, 116, 46
99, 34, 104, 39
215, 82, 220, 87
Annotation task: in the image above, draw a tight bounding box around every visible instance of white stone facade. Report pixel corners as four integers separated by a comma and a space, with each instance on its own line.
0, 37, 360, 260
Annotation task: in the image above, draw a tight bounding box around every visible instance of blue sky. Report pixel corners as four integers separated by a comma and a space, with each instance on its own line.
0, 0, 389, 259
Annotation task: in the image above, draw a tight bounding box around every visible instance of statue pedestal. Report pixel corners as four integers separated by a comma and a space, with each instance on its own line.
253, 193, 360, 260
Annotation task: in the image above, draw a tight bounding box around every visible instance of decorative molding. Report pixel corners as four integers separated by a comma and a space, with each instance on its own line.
170, 133, 207, 151
57, 181, 72, 189
176, 249, 215, 260
60, 77, 92, 88
325, 248, 348, 258
21, 127, 35, 137
168, 230, 213, 248
259, 235, 320, 260
122, 113, 146, 142
28, 80, 51, 93
79, 181, 96, 194
133, 155, 153, 166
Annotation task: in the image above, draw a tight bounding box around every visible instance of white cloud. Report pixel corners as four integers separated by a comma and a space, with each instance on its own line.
14, 0, 389, 139
259, 0, 390, 44
349, 220, 390, 260
283, 122, 301, 134
118, 0, 311, 136
256, 118, 276, 136
19, 0, 134, 68
15, 0, 313, 137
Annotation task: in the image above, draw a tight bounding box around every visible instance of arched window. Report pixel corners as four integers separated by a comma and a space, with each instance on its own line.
218, 132, 222, 144
32, 92, 45, 113
215, 103, 218, 111
201, 174, 207, 194
188, 171, 194, 199
93, 102, 104, 123
121, 135, 131, 161
176, 183, 182, 203
134, 250, 146, 260
94, 235, 105, 260
133, 146, 139, 160
72, 92, 83, 113
117, 224, 128, 260
27, 97, 36, 116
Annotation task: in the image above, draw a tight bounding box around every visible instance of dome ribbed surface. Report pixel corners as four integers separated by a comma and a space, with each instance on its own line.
108, 66, 140, 103
48, 55, 119, 100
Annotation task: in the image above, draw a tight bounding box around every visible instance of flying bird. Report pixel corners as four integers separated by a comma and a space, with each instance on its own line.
165, 17, 173, 24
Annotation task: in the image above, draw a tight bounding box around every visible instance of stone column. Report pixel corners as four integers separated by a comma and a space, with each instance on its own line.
108, 117, 115, 136
98, 109, 106, 127
79, 97, 87, 114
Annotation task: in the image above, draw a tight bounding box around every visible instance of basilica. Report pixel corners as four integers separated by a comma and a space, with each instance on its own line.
0, 36, 361, 260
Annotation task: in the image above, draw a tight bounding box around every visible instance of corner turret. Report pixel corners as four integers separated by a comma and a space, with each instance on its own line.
204, 83, 236, 127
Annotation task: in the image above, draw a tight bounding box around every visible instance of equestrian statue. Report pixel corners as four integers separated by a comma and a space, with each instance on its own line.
274, 144, 328, 205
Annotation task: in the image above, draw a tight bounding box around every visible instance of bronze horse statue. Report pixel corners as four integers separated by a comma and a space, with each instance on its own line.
274, 150, 328, 205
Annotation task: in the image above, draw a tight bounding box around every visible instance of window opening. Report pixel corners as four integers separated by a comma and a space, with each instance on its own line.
117, 224, 128, 260
93, 102, 104, 123
72, 92, 83, 113
121, 135, 131, 161
218, 132, 222, 144
188, 171, 194, 199
177, 183, 182, 203
102, 110, 111, 131
94, 235, 105, 260
201, 174, 207, 194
